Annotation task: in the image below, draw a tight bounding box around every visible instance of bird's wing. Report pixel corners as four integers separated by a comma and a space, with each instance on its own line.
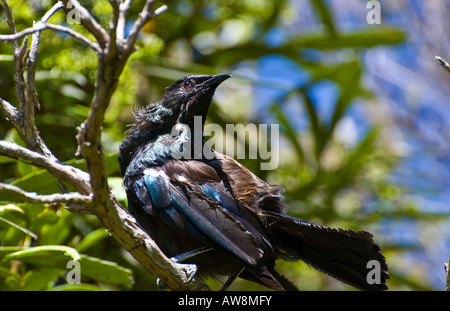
131, 159, 267, 267
208, 151, 287, 214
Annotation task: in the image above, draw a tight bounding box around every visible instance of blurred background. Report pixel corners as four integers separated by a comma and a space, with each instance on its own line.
0, 0, 449, 290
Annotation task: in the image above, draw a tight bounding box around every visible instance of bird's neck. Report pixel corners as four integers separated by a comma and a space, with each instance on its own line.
118, 115, 209, 175
118, 123, 170, 175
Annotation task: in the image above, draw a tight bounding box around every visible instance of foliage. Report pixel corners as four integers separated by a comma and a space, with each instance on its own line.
0, 0, 436, 290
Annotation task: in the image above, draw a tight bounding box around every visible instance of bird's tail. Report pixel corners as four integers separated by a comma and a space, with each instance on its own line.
265, 212, 389, 290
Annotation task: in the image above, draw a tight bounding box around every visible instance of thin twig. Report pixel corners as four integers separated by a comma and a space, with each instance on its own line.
0, 182, 93, 207
154, 5, 169, 16
41, 1, 65, 22
107, 0, 120, 57
117, 0, 134, 45
435, 56, 450, 74
1, 0, 27, 109
61, 0, 109, 48
0, 23, 101, 53
1, 0, 19, 50
446, 255, 450, 291
124, 1, 168, 55
25, 2, 64, 157
0, 97, 17, 122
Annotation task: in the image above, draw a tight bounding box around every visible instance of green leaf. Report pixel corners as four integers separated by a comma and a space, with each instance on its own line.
0, 54, 14, 62
0, 246, 24, 257
0, 216, 38, 239
270, 103, 304, 160
310, 0, 337, 37
0, 155, 15, 164
76, 228, 109, 253
78, 256, 134, 287
329, 61, 362, 132
0, 204, 23, 214
294, 28, 406, 50
345, 127, 379, 167
5, 245, 81, 263
2, 246, 133, 287
53, 283, 103, 291
9, 169, 60, 197
21, 268, 62, 291
302, 91, 325, 158
107, 177, 127, 204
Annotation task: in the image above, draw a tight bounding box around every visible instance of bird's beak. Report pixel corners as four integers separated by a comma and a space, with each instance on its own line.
203, 73, 232, 88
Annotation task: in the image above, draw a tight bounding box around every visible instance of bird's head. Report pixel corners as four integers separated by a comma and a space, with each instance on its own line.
162, 73, 231, 126
134, 73, 231, 130
120, 74, 231, 174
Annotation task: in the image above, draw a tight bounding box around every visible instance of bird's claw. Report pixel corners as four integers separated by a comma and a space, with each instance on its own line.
179, 263, 198, 283
156, 259, 198, 290
171, 256, 198, 283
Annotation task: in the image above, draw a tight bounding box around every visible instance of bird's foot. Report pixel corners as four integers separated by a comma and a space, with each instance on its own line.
177, 262, 198, 283
156, 259, 198, 291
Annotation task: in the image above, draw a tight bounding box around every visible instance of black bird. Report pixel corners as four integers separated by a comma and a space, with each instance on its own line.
118, 74, 389, 291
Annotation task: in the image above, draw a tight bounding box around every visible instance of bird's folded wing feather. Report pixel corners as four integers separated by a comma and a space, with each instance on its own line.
133, 160, 264, 266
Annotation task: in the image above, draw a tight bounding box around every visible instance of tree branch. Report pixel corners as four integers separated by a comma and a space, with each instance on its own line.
435, 56, 450, 74
60, 0, 109, 48
446, 258, 450, 291
107, 0, 120, 57
1, 0, 27, 121
25, 1, 64, 118
0, 141, 91, 195
1, 0, 19, 51
0, 182, 92, 207
0, 23, 101, 53
0, 1, 66, 158
117, 0, 133, 46
123, 0, 168, 57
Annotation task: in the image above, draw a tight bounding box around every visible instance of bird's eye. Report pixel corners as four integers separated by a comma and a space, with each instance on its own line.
182, 80, 191, 88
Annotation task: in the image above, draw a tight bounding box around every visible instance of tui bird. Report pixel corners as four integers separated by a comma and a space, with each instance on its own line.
118, 73, 389, 291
